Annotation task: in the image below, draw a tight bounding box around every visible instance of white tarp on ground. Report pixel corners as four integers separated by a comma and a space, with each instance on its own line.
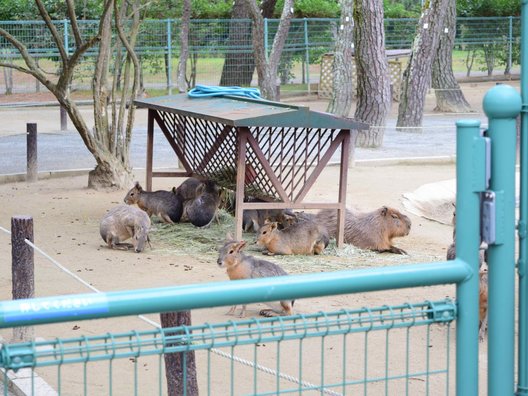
402, 179, 456, 225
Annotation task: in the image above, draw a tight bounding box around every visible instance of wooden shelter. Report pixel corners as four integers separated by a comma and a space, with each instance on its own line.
134, 94, 367, 246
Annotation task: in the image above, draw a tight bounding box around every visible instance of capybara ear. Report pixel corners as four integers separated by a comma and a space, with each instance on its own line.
380, 206, 388, 216
134, 182, 143, 191
264, 218, 271, 225
225, 232, 234, 241
235, 241, 247, 251
270, 222, 278, 230
172, 187, 177, 193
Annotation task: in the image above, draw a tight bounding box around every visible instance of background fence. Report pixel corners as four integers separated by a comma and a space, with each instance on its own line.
0, 16, 521, 96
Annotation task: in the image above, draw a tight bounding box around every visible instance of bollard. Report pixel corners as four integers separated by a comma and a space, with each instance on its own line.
11, 216, 35, 342
60, 105, 67, 131
26, 123, 37, 182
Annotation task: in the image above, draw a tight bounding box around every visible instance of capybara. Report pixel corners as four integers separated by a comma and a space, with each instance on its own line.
186, 180, 221, 227
124, 182, 183, 224
316, 206, 411, 254
479, 267, 489, 341
242, 207, 296, 232
446, 207, 486, 266
256, 220, 329, 255
99, 205, 151, 253
174, 177, 203, 222
217, 238, 294, 317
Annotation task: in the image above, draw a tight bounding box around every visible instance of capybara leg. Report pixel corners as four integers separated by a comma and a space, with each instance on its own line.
115, 242, 134, 250
313, 241, 326, 255
381, 245, 408, 255
161, 213, 174, 224
238, 305, 247, 318
226, 305, 237, 315
280, 301, 293, 316
479, 312, 488, 342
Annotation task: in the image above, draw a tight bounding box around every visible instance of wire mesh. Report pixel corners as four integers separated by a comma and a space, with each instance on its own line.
0, 300, 455, 395
0, 17, 521, 95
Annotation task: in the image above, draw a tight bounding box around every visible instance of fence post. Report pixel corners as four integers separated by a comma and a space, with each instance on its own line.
303, 18, 311, 95
167, 19, 172, 94
26, 123, 37, 182
455, 119, 484, 396
264, 18, 269, 61
508, 16, 513, 75
160, 311, 198, 396
483, 84, 521, 396
11, 216, 34, 342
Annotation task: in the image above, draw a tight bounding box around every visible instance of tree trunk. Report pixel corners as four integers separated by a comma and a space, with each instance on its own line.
177, 0, 191, 92
220, 0, 277, 87
353, 0, 391, 147
326, 0, 354, 117
220, 1, 254, 86
161, 311, 199, 396
246, 0, 294, 101
432, 0, 471, 113
396, 0, 449, 132
3, 66, 12, 95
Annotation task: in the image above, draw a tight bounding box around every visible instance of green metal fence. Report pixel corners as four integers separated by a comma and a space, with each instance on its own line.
0, 16, 521, 95
0, 82, 523, 394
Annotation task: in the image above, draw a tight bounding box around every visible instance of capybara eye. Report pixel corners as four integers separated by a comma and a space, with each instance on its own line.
391, 214, 398, 219
229, 250, 234, 254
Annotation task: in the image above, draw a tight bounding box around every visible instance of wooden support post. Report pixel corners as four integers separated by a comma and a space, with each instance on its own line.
234, 129, 248, 241
26, 123, 37, 182
146, 110, 154, 191
160, 311, 198, 396
337, 130, 352, 248
11, 216, 35, 342
60, 105, 67, 131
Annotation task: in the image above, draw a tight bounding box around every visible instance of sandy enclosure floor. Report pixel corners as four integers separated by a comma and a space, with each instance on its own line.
0, 163, 488, 395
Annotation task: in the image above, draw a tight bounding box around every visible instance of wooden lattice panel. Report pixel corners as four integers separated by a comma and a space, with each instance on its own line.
157, 111, 341, 202
319, 54, 403, 102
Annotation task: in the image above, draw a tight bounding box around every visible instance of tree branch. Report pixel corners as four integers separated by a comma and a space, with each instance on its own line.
0, 62, 33, 76
34, 0, 69, 65
268, 0, 293, 68
66, 0, 83, 47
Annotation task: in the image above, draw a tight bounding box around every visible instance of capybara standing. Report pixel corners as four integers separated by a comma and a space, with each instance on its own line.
316, 206, 411, 254
100, 205, 151, 253
124, 182, 183, 224
186, 180, 221, 227
256, 220, 329, 255
217, 238, 294, 317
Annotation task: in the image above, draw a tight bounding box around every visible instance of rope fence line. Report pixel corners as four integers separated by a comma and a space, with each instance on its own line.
1, 223, 337, 393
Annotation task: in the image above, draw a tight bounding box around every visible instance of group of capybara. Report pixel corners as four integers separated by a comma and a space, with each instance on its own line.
99, 176, 414, 318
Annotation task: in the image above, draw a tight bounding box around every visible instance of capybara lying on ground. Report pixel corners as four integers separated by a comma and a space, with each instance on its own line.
100, 205, 151, 253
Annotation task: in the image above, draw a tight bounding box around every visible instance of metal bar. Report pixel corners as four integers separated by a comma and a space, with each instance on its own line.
454, 119, 483, 396
166, 19, 172, 93
518, 3, 528, 395
508, 16, 513, 74
0, 260, 470, 329
234, 128, 248, 241
304, 18, 311, 95
483, 85, 522, 396
146, 110, 154, 191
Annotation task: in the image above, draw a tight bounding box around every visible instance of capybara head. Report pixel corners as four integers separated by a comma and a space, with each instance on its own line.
124, 182, 143, 205
256, 222, 279, 247
379, 206, 411, 237
217, 239, 247, 268
133, 225, 150, 253
198, 180, 220, 198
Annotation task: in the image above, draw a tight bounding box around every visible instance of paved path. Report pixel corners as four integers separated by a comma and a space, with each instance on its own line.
0, 91, 496, 176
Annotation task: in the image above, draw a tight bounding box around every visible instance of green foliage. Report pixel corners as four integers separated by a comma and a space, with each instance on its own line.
457, 0, 520, 17
0, 0, 35, 20
383, 0, 421, 18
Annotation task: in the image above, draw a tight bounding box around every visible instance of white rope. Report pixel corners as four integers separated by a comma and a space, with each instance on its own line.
2, 224, 342, 393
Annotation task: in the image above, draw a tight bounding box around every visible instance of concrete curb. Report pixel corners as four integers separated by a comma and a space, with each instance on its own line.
0, 156, 456, 186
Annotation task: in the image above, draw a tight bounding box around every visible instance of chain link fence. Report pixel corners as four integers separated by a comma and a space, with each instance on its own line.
0, 16, 521, 95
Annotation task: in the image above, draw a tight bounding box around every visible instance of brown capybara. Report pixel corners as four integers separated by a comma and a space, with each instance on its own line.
256, 220, 329, 255
316, 206, 411, 254
99, 205, 151, 253
242, 208, 296, 233
479, 267, 488, 341
124, 182, 183, 224
217, 238, 293, 318
446, 206, 486, 266
186, 180, 221, 227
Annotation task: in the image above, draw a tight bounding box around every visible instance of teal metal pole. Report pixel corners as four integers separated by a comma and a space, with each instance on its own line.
0, 260, 470, 329
264, 18, 269, 61
455, 119, 485, 396
63, 19, 69, 55
483, 84, 522, 396
517, 2, 528, 394
166, 19, 172, 93
303, 18, 311, 95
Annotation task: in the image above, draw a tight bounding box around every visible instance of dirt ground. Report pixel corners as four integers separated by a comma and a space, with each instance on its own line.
0, 161, 489, 395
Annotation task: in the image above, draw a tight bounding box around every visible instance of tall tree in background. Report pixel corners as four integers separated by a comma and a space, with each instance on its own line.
326, 0, 354, 117
220, 0, 277, 87
396, 0, 449, 132
352, 0, 391, 147
431, 0, 471, 112
0, 0, 142, 189
245, 0, 293, 100
177, 0, 191, 92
